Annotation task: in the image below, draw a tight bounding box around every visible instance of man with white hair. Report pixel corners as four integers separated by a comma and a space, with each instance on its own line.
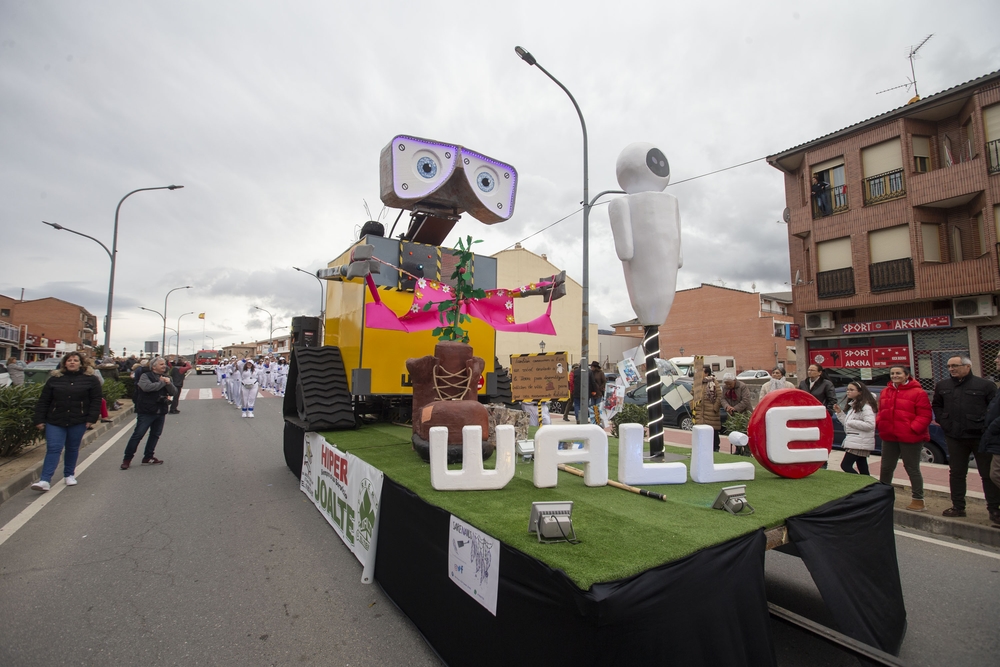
120, 356, 177, 470
932, 355, 1000, 521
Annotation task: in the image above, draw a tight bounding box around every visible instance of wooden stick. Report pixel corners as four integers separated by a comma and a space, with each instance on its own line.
557, 464, 668, 502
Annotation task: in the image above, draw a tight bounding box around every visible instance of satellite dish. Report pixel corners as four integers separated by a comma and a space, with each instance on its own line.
782, 207, 791, 224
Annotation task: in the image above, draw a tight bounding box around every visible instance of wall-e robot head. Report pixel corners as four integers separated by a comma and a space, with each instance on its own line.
615, 142, 670, 195
379, 135, 518, 245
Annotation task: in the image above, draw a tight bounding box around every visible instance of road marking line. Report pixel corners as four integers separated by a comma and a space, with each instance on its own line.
894, 529, 1000, 560
0, 419, 135, 549
199, 388, 213, 399
179, 388, 189, 400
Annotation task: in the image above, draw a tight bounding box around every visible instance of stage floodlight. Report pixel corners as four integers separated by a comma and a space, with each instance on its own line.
712, 485, 755, 516
528, 501, 577, 544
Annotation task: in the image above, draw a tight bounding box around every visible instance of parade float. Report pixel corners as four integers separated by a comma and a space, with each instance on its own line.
282, 136, 906, 666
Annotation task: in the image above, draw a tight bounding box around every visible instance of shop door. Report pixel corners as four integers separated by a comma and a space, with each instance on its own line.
913, 328, 969, 391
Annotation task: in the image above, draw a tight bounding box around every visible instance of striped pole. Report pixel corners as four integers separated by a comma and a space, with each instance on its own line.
644, 325, 664, 456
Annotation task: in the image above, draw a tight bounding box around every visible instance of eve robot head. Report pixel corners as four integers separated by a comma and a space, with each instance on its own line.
615, 142, 671, 195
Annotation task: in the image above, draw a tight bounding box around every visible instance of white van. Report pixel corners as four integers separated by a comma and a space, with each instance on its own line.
668, 356, 736, 377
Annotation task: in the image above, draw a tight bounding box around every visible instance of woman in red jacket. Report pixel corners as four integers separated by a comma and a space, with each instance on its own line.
877, 365, 933, 511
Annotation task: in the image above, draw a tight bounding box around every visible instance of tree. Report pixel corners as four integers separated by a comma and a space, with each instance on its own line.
423, 236, 486, 344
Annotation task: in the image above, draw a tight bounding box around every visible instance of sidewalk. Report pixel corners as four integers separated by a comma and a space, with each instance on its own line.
0, 400, 135, 506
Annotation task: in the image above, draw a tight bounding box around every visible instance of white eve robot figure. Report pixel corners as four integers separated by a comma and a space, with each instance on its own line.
608, 142, 682, 325
608, 142, 682, 456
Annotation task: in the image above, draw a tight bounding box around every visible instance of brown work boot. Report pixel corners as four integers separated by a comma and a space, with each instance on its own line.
906, 499, 926, 512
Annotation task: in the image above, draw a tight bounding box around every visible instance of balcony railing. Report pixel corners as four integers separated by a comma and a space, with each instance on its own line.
869, 257, 914, 293
810, 183, 850, 219
817, 267, 855, 299
863, 168, 906, 205
988, 139, 1000, 175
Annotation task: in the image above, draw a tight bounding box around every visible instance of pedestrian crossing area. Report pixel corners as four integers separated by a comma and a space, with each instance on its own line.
178, 387, 282, 400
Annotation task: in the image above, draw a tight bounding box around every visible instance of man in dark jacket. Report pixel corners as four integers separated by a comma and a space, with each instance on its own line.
168, 358, 191, 414
120, 357, 178, 470
933, 355, 999, 521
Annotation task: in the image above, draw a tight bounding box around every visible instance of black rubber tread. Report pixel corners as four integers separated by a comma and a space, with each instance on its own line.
487, 356, 513, 405
287, 347, 355, 431
283, 420, 306, 478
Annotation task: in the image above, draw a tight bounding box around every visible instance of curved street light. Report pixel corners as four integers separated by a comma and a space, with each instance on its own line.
293, 266, 326, 339
253, 305, 274, 349
106, 185, 184, 354
176, 311, 195, 357
514, 46, 592, 417
162, 285, 192, 357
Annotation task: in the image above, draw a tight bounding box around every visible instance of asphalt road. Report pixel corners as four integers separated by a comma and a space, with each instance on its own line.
2, 372, 998, 666
0, 373, 441, 666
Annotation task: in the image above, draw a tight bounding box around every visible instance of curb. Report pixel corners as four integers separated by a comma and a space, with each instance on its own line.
893, 508, 1000, 548
0, 406, 135, 507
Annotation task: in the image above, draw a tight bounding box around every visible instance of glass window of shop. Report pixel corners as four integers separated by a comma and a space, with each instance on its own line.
913, 328, 970, 391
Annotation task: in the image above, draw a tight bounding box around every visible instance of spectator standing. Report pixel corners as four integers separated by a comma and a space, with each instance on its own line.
759, 367, 795, 401
590, 361, 607, 423
877, 365, 933, 511
834, 381, 878, 475
30, 353, 102, 491
693, 366, 723, 452
168, 358, 191, 414
564, 364, 577, 421
932, 355, 1000, 520
798, 363, 836, 411
121, 357, 177, 470
6, 356, 26, 386
721, 373, 753, 415
978, 352, 1000, 527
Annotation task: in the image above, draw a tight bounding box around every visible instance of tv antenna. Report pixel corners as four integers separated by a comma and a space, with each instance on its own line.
876, 34, 933, 101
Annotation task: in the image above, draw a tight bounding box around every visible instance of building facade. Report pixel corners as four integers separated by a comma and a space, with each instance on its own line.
768, 70, 1000, 387
0, 294, 98, 361
612, 284, 795, 374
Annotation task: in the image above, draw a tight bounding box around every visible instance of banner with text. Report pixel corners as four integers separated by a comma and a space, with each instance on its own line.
301, 432, 384, 583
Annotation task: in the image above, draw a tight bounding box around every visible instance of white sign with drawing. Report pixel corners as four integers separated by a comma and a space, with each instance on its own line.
448, 515, 500, 615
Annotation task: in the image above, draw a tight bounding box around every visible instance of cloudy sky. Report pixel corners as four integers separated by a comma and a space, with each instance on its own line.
2, 1, 998, 356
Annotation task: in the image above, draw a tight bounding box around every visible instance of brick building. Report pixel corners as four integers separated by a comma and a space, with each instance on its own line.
612, 284, 795, 373
0, 294, 98, 361
767, 70, 1000, 387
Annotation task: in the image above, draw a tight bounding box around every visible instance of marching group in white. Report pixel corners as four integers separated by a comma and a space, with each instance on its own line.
214, 357, 289, 418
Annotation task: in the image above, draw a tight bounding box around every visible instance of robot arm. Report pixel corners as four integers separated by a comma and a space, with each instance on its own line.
608, 198, 634, 262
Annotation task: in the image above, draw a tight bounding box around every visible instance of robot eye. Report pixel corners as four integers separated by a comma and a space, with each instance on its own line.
645, 148, 670, 178
416, 156, 438, 179
476, 171, 496, 193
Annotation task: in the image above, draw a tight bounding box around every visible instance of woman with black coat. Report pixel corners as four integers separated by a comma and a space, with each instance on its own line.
30, 352, 103, 492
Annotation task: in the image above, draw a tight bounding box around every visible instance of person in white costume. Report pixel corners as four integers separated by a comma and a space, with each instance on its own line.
240, 360, 258, 417
229, 358, 242, 408
608, 142, 681, 458
255, 359, 266, 387
275, 358, 288, 396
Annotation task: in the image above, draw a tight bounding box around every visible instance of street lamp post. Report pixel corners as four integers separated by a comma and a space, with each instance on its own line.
514, 46, 592, 420
206, 335, 215, 350
293, 266, 325, 340
162, 286, 192, 357
105, 185, 184, 355
254, 306, 274, 351
176, 311, 195, 357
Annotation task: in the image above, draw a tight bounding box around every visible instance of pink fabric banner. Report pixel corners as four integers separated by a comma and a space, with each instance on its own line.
364, 277, 558, 335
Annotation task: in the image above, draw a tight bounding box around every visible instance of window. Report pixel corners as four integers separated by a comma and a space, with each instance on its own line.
810, 157, 847, 217
921, 224, 942, 262
817, 237, 853, 272
912, 136, 931, 172
868, 225, 911, 263
0, 308, 9, 318
962, 118, 976, 162
952, 228, 964, 262
986, 105, 1000, 174
995, 205, 1000, 246
975, 212, 988, 256
862, 139, 905, 204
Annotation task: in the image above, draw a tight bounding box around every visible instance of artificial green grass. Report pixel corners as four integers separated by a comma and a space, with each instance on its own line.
319, 424, 874, 590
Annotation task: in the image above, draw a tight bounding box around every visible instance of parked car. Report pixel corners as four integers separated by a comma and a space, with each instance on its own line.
0, 363, 10, 388
624, 380, 698, 430
736, 370, 771, 381
831, 386, 949, 463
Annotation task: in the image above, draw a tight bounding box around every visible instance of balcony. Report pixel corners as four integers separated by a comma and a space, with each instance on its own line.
869, 257, 914, 293
811, 184, 849, 219
817, 267, 855, 299
988, 139, 1000, 175
863, 168, 905, 205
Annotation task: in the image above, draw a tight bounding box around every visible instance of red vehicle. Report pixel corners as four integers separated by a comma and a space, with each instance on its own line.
194, 350, 220, 375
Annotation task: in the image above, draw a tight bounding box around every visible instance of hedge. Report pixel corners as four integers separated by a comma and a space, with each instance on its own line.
0, 383, 44, 457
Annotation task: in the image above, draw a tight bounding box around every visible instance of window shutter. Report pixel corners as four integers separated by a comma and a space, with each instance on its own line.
817, 237, 853, 271
984, 105, 1000, 143
912, 136, 930, 157
868, 225, 911, 263
921, 224, 941, 262
861, 139, 902, 176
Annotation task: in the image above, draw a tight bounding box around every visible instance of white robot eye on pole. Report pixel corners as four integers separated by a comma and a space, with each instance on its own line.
607, 142, 682, 458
